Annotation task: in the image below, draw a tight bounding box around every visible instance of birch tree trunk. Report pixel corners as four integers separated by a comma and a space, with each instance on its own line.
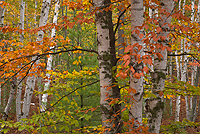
189, 0, 195, 119
16, 0, 25, 122
41, 0, 60, 112
94, 0, 121, 133
20, 0, 51, 120
0, 0, 4, 27
0, 0, 5, 109
175, 49, 181, 121
190, 0, 200, 121
175, 0, 182, 122
129, 0, 144, 130
184, 0, 195, 120
2, 78, 16, 121
168, 55, 173, 115
145, 0, 174, 133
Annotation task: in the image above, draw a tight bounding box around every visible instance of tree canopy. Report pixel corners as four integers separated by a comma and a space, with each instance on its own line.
0, 0, 199, 133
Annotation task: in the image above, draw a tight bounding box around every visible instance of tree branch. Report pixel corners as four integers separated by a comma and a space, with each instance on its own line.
44, 80, 100, 112
0, 48, 98, 68
114, 4, 131, 35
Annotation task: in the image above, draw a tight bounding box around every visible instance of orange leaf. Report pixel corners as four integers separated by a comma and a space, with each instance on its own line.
153, 36, 158, 42
106, 86, 112, 91
143, 66, 149, 73
159, 91, 163, 97
166, 46, 172, 52
122, 108, 126, 112
130, 66, 135, 74
156, 27, 162, 33
124, 60, 130, 67
124, 45, 133, 53
139, 34, 144, 39
133, 73, 141, 79
128, 87, 136, 94
119, 71, 127, 79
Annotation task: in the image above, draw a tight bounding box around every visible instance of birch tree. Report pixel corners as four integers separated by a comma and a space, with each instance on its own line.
93, 0, 121, 133
0, 0, 5, 108
41, 0, 60, 112
16, 0, 25, 122
20, 0, 51, 120
129, 0, 144, 129
190, 0, 200, 121
1, 78, 16, 121
145, 0, 174, 133
175, 0, 182, 122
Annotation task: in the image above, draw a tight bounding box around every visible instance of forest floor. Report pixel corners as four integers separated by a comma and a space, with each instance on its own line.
4, 93, 200, 133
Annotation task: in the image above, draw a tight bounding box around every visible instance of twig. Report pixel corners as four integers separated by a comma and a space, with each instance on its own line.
44, 80, 100, 112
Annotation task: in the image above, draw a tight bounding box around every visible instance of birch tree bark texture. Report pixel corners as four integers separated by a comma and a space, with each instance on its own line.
0, 0, 5, 109
145, 0, 174, 133
20, 0, 51, 120
93, 0, 121, 133
16, 0, 25, 122
129, 0, 144, 130
41, 0, 60, 112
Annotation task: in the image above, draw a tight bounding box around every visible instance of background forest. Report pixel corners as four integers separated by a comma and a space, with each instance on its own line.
0, 0, 199, 133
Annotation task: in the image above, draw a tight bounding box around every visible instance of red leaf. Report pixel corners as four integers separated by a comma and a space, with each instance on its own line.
144, 24, 149, 30
128, 87, 136, 94
124, 45, 133, 53
124, 60, 130, 67
159, 91, 163, 97
123, 54, 130, 61
166, 46, 172, 52
143, 66, 149, 73
130, 66, 135, 74
134, 29, 140, 35
139, 34, 144, 39
156, 27, 162, 33
153, 36, 158, 42
133, 73, 141, 79
106, 86, 112, 91
122, 108, 126, 112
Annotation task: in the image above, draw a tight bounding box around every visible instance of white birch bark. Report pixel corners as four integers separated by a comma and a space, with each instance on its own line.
20, 0, 51, 120
129, 0, 144, 129
184, 0, 195, 120
180, 39, 189, 120
0, 0, 5, 108
175, 0, 182, 122
175, 49, 181, 121
16, 0, 25, 122
0, 0, 5, 27
189, 0, 195, 112
145, 0, 174, 133
190, 0, 199, 121
94, 0, 121, 133
41, 0, 60, 112
95, 0, 112, 129
34, 0, 37, 28
2, 78, 16, 121
169, 56, 173, 115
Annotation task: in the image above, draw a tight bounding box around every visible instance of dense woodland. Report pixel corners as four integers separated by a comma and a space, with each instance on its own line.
0, 0, 199, 133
